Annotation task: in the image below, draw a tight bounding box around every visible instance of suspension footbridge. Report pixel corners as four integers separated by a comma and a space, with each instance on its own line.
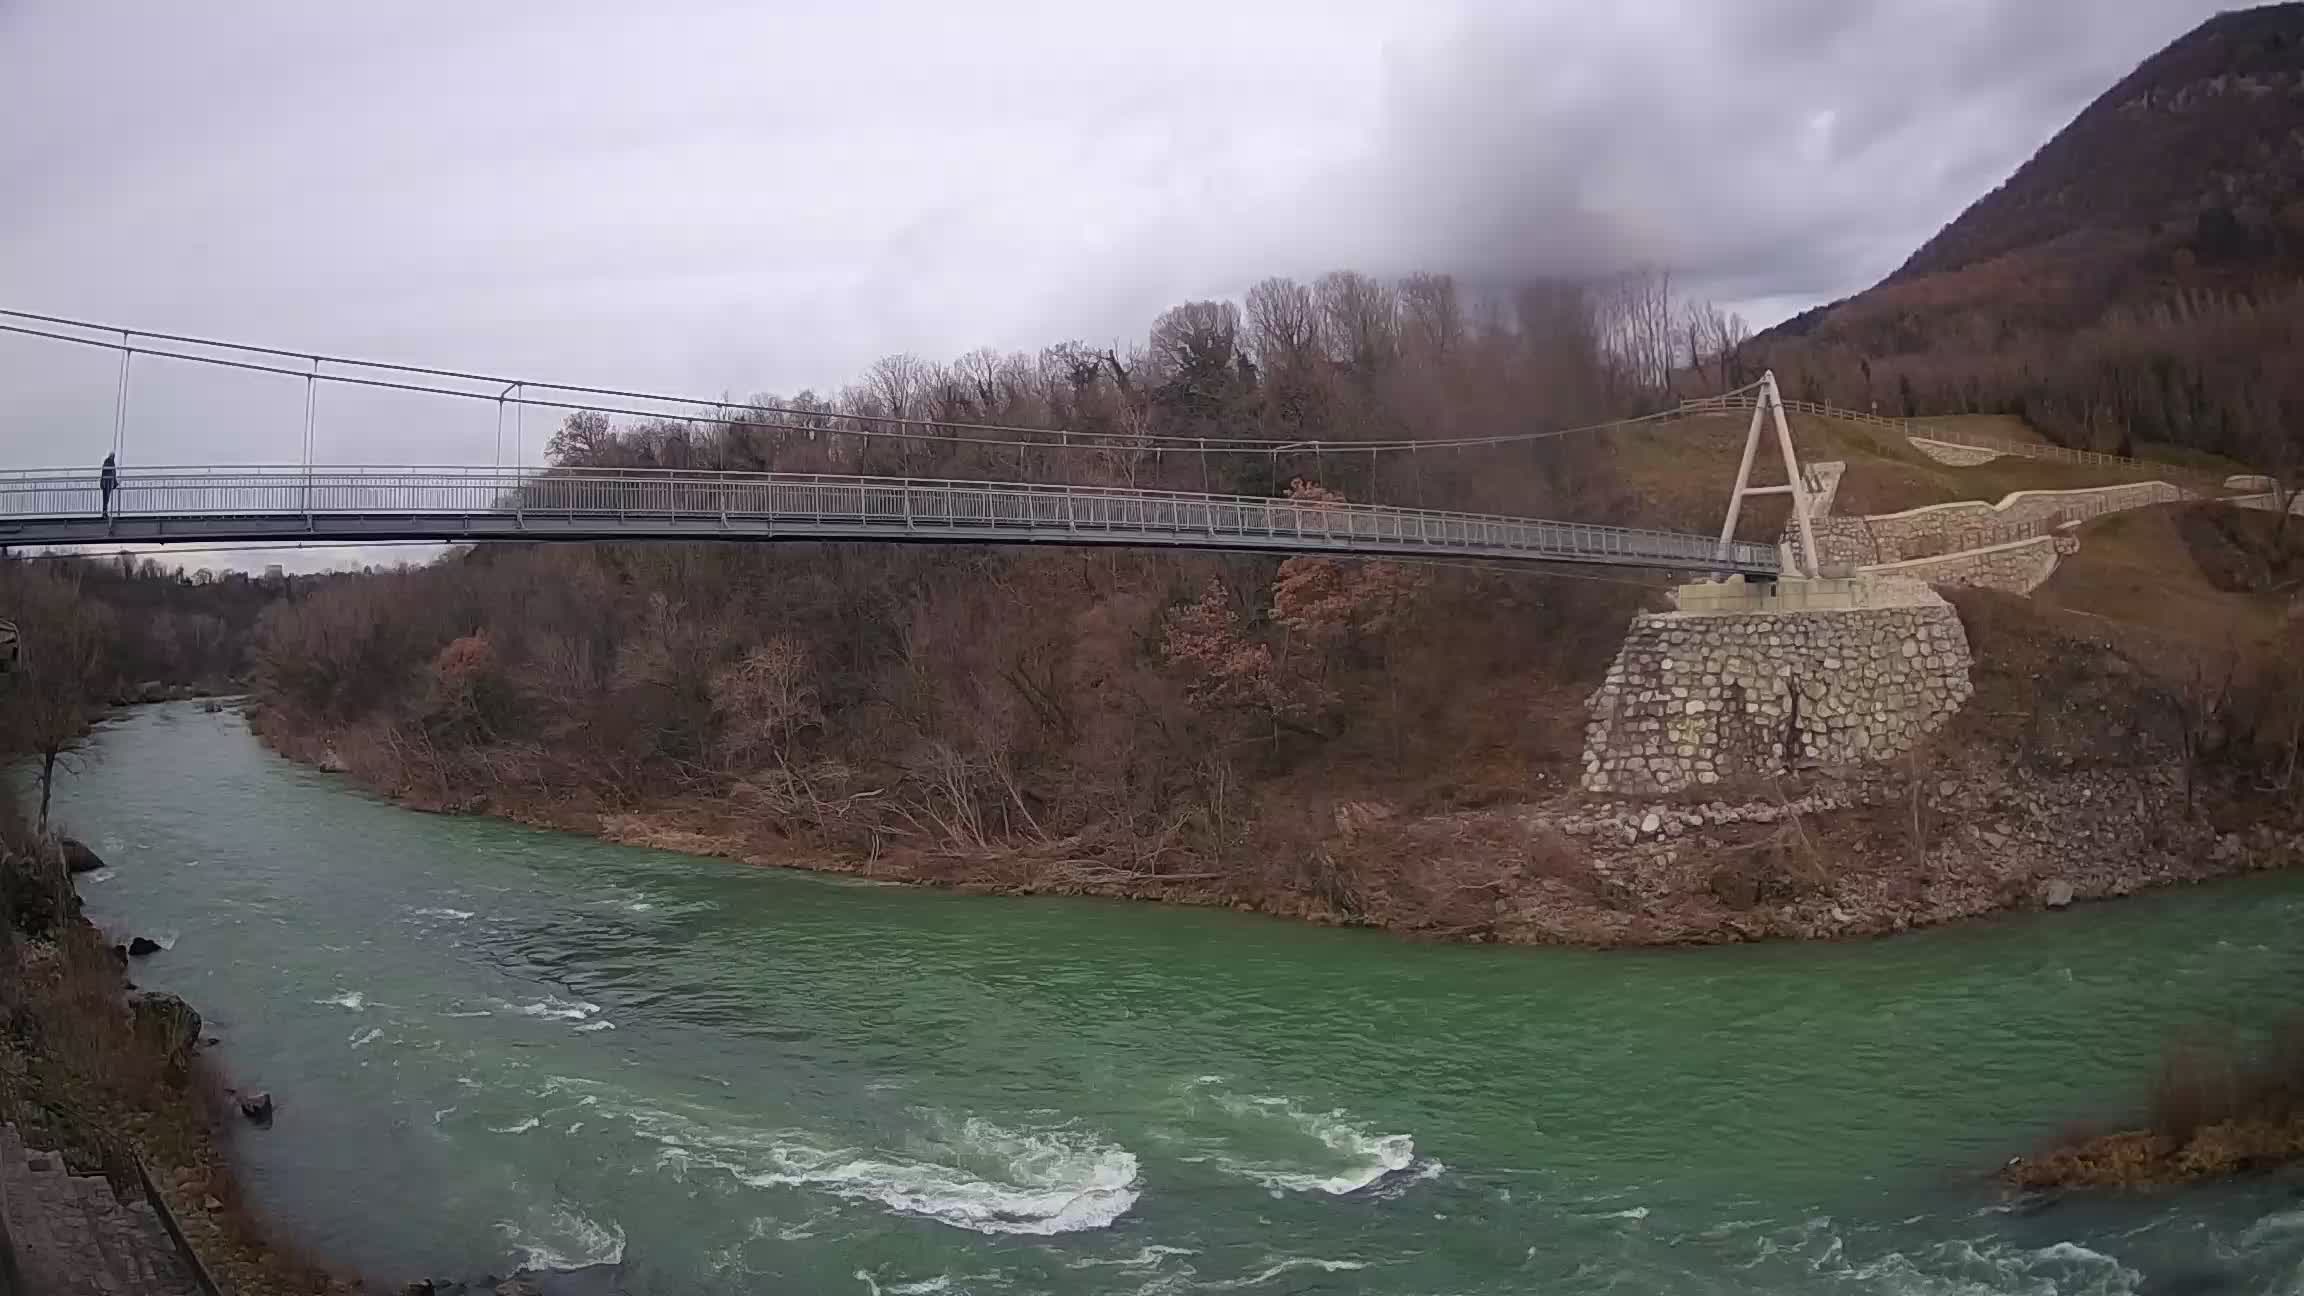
0, 310, 1801, 577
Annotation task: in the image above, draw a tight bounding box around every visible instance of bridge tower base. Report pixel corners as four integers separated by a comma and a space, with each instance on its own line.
1580, 577, 1973, 795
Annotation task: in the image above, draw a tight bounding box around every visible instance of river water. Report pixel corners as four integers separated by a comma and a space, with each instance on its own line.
50, 702, 2304, 1293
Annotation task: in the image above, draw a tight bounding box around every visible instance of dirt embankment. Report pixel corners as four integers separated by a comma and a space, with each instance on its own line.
1, 843, 352, 1295
252, 587, 2304, 949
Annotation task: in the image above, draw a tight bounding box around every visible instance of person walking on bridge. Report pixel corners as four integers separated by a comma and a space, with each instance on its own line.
99, 452, 117, 519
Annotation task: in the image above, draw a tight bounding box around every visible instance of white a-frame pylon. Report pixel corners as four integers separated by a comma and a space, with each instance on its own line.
1715, 370, 1820, 578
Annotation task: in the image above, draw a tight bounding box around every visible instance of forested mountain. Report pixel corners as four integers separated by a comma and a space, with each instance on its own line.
1758, 3, 2304, 471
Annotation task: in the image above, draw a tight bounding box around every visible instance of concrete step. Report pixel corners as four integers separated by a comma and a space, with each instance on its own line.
124, 1200, 200, 1293
76, 1174, 136, 1288
0, 1124, 208, 1295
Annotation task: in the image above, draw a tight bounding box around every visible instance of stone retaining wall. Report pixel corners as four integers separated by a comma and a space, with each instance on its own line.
1581, 587, 1974, 795
1859, 534, 2078, 596
1802, 516, 1880, 566
1783, 471, 2190, 568
1910, 438, 2006, 466
1854, 481, 2187, 562
1781, 463, 1854, 568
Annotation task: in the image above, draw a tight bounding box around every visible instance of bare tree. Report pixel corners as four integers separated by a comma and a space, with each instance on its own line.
712, 637, 822, 774
1245, 277, 1322, 372
1148, 301, 1244, 391
863, 353, 934, 421
0, 567, 116, 834
1316, 270, 1399, 375
1245, 277, 1326, 434
1602, 267, 1678, 400
1399, 272, 1466, 365
1678, 299, 1756, 393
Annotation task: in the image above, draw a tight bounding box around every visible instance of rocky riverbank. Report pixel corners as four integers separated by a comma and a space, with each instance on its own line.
2003, 1019, 2304, 1192
247, 582, 2304, 949
2004, 1119, 2304, 1191
0, 840, 355, 1295
251, 700, 2303, 949
6, 833, 644, 1294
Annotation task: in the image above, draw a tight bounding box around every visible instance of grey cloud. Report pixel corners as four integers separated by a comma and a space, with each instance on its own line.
1280, 0, 2234, 311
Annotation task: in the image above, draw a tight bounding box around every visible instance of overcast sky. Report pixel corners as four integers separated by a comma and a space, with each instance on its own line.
0, 0, 2237, 568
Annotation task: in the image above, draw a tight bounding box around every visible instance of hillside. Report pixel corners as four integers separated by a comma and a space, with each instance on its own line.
1896, 4, 2304, 288
1756, 4, 2304, 468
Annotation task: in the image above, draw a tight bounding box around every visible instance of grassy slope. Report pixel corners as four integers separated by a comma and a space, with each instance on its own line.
1916, 413, 2050, 446
1610, 407, 2288, 655
2035, 503, 2304, 661
1608, 411, 2213, 540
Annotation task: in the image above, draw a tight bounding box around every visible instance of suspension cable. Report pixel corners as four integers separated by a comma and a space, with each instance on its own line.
0, 309, 1766, 459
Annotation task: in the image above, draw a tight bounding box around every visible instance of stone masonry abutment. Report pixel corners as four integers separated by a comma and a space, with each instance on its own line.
1581, 579, 1974, 795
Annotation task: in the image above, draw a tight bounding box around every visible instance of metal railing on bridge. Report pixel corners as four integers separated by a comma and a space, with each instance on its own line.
0, 465, 1783, 575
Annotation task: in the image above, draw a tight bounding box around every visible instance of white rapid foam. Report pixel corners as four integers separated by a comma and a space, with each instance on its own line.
1822, 1234, 2142, 1296
1208, 1257, 1369, 1289
494, 1203, 625, 1270
492, 1116, 542, 1135
498, 994, 604, 1022
317, 990, 366, 1011
348, 1027, 384, 1048
741, 1117, 1140, 1236
82, 867, 115, 884
1068, 1246, 1200, 1272
573, 1020, 617, 1033
411, 906, 475, 920
2239, 1206, 2304, 1249
630, 1104, 1138, 1236
1189, 1084, 1416, 1195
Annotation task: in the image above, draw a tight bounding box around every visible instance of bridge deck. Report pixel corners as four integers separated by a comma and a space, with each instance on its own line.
0, 467, 1781, 575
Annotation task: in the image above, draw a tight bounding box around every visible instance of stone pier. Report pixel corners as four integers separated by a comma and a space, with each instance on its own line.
1581, 577, 1974, 795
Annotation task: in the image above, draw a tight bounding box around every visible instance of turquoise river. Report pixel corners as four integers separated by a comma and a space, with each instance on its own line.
52, 703, 2304, 1294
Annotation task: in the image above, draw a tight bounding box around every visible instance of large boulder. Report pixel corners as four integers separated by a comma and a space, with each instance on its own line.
126, 991, 202, 1071
238, 1090, 275, 1126
127, 936, 163, 957
59, 837, 105, 874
